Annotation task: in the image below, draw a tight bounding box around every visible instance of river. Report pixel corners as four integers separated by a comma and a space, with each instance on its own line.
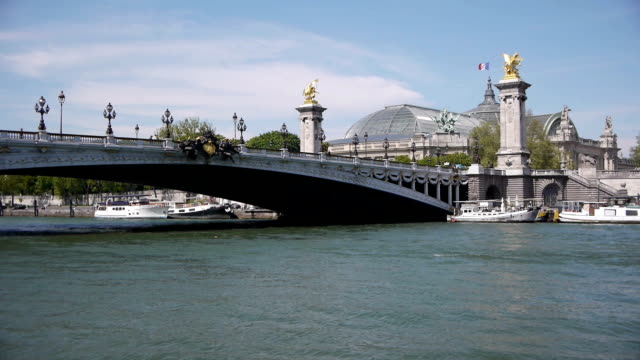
1, 217, 639, 359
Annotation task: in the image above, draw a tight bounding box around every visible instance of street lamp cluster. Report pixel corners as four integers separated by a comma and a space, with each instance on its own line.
280, 123, 289, 150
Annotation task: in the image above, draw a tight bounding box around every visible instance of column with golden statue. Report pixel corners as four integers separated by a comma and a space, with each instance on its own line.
494, 52, 532, 174
296, 79, 327, 153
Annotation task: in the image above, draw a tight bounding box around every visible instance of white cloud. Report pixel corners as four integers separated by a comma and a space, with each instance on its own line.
0, 21, 428, 139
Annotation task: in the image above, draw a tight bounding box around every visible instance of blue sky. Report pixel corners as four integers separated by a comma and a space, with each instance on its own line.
1, 0, 639, 155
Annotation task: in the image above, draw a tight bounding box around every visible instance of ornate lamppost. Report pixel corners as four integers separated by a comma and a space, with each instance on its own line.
436, 146, 442, 165
280, 123, 288, 150
161, 108, 174, 139
411, 140, 416, 162
383, 137, 389, 160
35, 96, 50, 131
135, 124, 140, 139
103, 103, 116, 136
232, 112, 238, 140
316, 128, 326, 153
352, 133, 359, 157
58, 91, 65, 134
364, 132, 368, 158
237, 117, 247, 144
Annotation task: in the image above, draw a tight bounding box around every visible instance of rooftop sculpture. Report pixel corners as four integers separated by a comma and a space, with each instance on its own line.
432, 108, 459, 134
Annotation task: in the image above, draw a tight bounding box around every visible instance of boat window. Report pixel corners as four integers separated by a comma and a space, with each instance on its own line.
626, 210, 638, 216
179, 209, 185, 213
189, 209, 195, 211
604, 209, 616, 216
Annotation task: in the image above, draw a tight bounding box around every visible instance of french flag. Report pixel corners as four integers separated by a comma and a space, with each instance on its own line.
478, 62, 490, 71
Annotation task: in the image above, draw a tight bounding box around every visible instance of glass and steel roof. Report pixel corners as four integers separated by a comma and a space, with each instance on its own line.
342, 104, 484, 141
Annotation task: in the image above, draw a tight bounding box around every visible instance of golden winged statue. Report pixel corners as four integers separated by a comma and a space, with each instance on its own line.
503, 52, 523, 80
303, 79, 319, 104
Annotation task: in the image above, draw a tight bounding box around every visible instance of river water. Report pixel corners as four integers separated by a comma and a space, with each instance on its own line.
1, 217, 639, 359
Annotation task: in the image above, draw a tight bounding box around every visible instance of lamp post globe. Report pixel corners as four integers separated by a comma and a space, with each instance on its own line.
35, 96, 50, 131
352, 133, 359, 157
103, 102, 116, 136
161, 108, 174, 139
232, 112, 238, 140
280, 123, 288, 150
237, 117, 247, 144
57, 91, 65, 134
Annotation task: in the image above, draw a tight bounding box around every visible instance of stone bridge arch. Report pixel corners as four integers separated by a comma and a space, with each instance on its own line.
535, 178, 565, 207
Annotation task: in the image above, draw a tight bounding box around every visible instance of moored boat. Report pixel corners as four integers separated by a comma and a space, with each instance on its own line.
558, 201, 640, 223
167, 200, 235, 219
448, 197, 538, 223
95, 195, 168, 219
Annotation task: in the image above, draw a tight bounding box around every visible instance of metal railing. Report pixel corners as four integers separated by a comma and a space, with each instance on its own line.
1, 130, 455, 176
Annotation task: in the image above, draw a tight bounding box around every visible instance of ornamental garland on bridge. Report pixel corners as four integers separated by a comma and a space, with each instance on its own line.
178, 130, 239, 162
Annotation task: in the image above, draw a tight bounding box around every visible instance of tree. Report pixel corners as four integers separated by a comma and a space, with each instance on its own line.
246, 131, 301, 152
631, 133, 640, 167
527, 119, 560, 169
155, 117, 215, 141
442, 153, 472, 167
469, 121, 500, 167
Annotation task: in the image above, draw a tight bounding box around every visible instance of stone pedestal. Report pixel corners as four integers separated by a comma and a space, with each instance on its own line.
495, 79, 531, 173
599, 133, 618, 171
296, 103, 326, 153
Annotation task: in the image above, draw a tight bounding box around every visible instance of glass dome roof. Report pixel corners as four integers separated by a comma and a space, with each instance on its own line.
343, 104, 484, 140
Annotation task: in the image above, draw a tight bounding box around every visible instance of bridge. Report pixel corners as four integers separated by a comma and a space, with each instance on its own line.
0, 130, 467, 224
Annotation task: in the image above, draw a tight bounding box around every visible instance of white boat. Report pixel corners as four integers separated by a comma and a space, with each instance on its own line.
558, 201, 640, 223
167, 200, 235, 219
95, 195, 168, 219
448, 197, 538, 223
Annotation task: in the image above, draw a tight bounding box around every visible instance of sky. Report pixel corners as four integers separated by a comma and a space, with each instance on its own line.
1, 0, 639, 155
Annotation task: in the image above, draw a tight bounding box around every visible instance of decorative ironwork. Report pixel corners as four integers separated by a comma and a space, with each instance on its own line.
232, 112, 238, 140
35, 96, 50, 131
352, 133, 359, 157
237, 117, 247, 144
58, 91, 65, 134
280, 123, 289, 150
161, 108, 174, 139
103, 103, 116, 136
364, 132, 368, 158
178, 130, 238, 162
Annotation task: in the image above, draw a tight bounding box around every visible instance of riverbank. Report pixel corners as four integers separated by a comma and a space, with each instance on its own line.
1, 206, 279, 220
1, 205, 94, 217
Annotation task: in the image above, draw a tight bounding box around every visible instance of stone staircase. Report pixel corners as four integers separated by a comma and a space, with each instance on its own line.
566, 171, 620, 202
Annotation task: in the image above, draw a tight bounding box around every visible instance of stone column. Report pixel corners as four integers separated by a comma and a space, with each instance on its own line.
296, 103, 326, 153
495, 79, 531, 175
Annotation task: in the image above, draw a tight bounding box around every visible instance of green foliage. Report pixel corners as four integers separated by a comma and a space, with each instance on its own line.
470, 121, 500, 167
442, 153, 472, 167
417, 156, 437, 166
632, 133, 640, 167
155, 117, 215, 141
246, 131, 301, 152
527, 119, 560, 169
392, 155, 412, 164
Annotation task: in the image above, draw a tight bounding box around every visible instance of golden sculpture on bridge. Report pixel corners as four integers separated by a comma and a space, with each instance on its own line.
502, 52, 523, 80
303, 79, 319, 104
